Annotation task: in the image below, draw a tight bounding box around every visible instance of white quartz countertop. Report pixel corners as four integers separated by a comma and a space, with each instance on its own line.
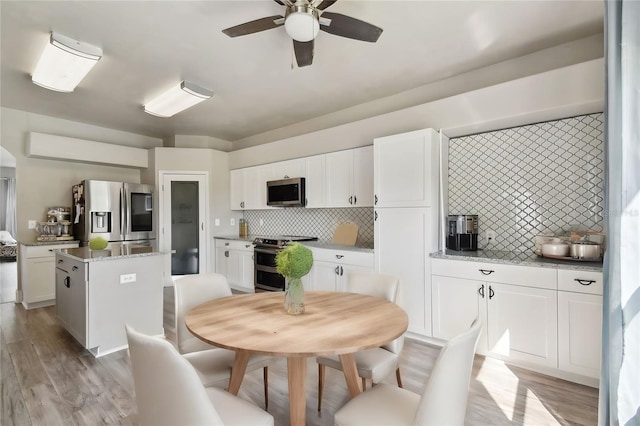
55, 246, 165, 263
430, 249, 603, 272
20, 240, 79, 246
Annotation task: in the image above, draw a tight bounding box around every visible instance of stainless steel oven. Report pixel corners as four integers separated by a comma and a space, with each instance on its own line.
253, 236, 317, 292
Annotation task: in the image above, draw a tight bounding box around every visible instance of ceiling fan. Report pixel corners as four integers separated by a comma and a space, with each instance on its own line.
222, 0, 383, 67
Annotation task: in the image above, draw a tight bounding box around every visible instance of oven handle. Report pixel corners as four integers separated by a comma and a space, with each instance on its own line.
254, 247, 280, 255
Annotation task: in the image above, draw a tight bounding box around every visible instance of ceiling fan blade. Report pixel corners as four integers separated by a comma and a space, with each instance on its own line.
316, 0, 338, 10
320, 12, 383, 42
293, 40, 314, 67
222, 15, 284, 37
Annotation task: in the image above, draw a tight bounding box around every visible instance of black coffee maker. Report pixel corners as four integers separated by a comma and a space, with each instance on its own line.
446, 215, 478, 251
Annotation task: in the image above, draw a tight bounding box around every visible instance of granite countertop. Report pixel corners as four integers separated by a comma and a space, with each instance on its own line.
214, 235, 374, 253
55, 245, 165, 263
302, 241, 374, 253
430, 249, 603, 272
20, 240, 80, 246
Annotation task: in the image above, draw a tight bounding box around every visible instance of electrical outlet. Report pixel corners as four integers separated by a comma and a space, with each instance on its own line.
120, 273, 136, 284
259, 219, 264, 227
28, 220, 37, 229
486, 230, 496, 245
214, 218, 220, 226
230, 218, 235, 226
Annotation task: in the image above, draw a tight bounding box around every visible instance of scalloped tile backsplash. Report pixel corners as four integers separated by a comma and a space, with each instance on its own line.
448, 113, 604, 252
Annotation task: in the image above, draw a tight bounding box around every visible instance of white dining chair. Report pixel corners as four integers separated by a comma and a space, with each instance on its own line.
174, 273, 273, 409
125, 325, 273, 426
334, 319, 482, 426
316, 271, 403, 412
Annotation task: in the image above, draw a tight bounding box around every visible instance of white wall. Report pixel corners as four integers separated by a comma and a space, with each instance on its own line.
229, 59, 604, 169
0, 108, 163, 241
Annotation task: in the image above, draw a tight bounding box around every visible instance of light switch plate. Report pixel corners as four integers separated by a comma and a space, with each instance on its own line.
120, 273, 136, 284
28, 220, 37, 229
230, 218, 235, 226
215, 218, 220, 226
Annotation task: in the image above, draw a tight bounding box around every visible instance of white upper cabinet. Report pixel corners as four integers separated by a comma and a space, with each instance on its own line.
374, 128, 444, 208
304, 155, 325, 208
325, 146, 373, 208
230, 169, 245, 210
230, 146, 372, 210
271, 158, 305, 181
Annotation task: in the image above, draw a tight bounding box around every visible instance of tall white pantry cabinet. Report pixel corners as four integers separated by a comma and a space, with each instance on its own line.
373, 128, 448, 337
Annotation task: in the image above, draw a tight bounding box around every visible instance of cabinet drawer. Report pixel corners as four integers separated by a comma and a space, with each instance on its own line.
558, 269, 603, 295
431, 258, 556, 290
23, 243, 78, 258
215, 239, 254, 251
311, 248, 374, 268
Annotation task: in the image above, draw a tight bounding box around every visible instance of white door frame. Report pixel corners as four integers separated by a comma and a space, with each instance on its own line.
159, 171, 209, 284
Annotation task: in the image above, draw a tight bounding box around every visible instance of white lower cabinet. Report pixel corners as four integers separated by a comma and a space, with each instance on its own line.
20, 242, 79, 309
215, 239, 255, 292
432, 258, 602, 383
307, 247, 373, 292
432, 259, 558, 369
375, 207, 435, 337
557, 269, 603, 379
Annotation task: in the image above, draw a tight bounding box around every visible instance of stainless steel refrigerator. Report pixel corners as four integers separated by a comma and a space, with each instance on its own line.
73, 180, 156, 247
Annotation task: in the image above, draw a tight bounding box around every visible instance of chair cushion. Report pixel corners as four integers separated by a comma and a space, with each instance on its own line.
318, 348, 399, 382
206, 387, 274, 426
184, 349, 272, 388
334, 383, 420, 426
183, 349, 235, 388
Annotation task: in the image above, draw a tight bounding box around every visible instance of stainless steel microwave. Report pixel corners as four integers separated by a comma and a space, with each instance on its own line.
266, 177, 306, 207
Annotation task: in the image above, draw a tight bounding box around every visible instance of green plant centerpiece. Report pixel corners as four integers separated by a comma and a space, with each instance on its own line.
275, 242, 313, 315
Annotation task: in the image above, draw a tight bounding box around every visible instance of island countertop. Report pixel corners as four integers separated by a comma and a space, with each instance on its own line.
430, 249, 603, 272
55, 245, 166, 263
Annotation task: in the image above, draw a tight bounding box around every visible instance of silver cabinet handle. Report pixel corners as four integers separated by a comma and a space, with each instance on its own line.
335, 266, 340, 275
574, 278, 596, 286
245, 244, 251, 248
225, 251, 229, 258
479, 269, 495, 275
340, 266, 344, 276
478, 284, 485, 298
336, 254, 344, 259
57, 259, 63, 264
72, 266, 78, 271
489, 286, 495, 299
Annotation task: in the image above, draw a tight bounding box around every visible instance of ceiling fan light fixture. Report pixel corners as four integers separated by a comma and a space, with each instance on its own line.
285, 6, 319, 42
144, 81, 213, 118
31, 32, 102, 93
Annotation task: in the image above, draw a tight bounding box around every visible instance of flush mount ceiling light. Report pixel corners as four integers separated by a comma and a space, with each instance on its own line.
31, 32, 102, 92
284, 3, 320, 42
143, 81, 213, 118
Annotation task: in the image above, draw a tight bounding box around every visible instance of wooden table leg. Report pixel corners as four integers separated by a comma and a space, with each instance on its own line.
339, 353, 362, 398
228, 350, 250, 395
287, 356, 307, 426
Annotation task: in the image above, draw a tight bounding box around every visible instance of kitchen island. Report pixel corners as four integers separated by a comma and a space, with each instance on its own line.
54, 246, 167, 357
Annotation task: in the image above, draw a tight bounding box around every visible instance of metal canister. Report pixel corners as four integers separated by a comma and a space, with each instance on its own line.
239, 219, 249, 237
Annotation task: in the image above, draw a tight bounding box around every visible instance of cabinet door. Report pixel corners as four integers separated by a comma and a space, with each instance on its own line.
26, 257, 56, 303
55, 268, 70, 329
69, 270, 87, 347
309, 261, 340, 292
339, 263, 374, 292
305, 155, 325, 208
375, 207, 432, 336
272, 159, 305, 180
325, 150, 354, 207
374, 129, 437, 208
230, 169, 245, 210
487, 283, 558, 368
558, 292, 602, 378
215, 247, 227, 275
239, 250, 255, 292
225, 250, 243, 288
353, 146, 373, 207
243, 167, 264, 210
432, 275, 483, 343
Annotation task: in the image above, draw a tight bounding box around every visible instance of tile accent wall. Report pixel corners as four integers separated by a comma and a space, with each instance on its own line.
243, 208, 374, 245
448, 113, 605, 252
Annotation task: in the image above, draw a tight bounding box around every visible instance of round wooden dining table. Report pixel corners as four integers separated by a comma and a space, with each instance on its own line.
185, 290, 408, 426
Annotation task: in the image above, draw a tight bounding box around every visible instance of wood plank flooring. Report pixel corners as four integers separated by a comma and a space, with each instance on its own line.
1, 287, 599, 425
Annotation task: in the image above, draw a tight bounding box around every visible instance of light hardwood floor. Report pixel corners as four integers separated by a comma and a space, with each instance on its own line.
1, 287, 599, 425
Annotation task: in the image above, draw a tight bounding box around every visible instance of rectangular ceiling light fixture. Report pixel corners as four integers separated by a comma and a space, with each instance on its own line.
32, 32, 102, 92
143, 81, 213, 117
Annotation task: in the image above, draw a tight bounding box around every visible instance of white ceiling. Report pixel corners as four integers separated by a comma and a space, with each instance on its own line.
0, 1, 603, 148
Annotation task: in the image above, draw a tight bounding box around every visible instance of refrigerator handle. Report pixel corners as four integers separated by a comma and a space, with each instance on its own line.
120, 187, 126, 239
